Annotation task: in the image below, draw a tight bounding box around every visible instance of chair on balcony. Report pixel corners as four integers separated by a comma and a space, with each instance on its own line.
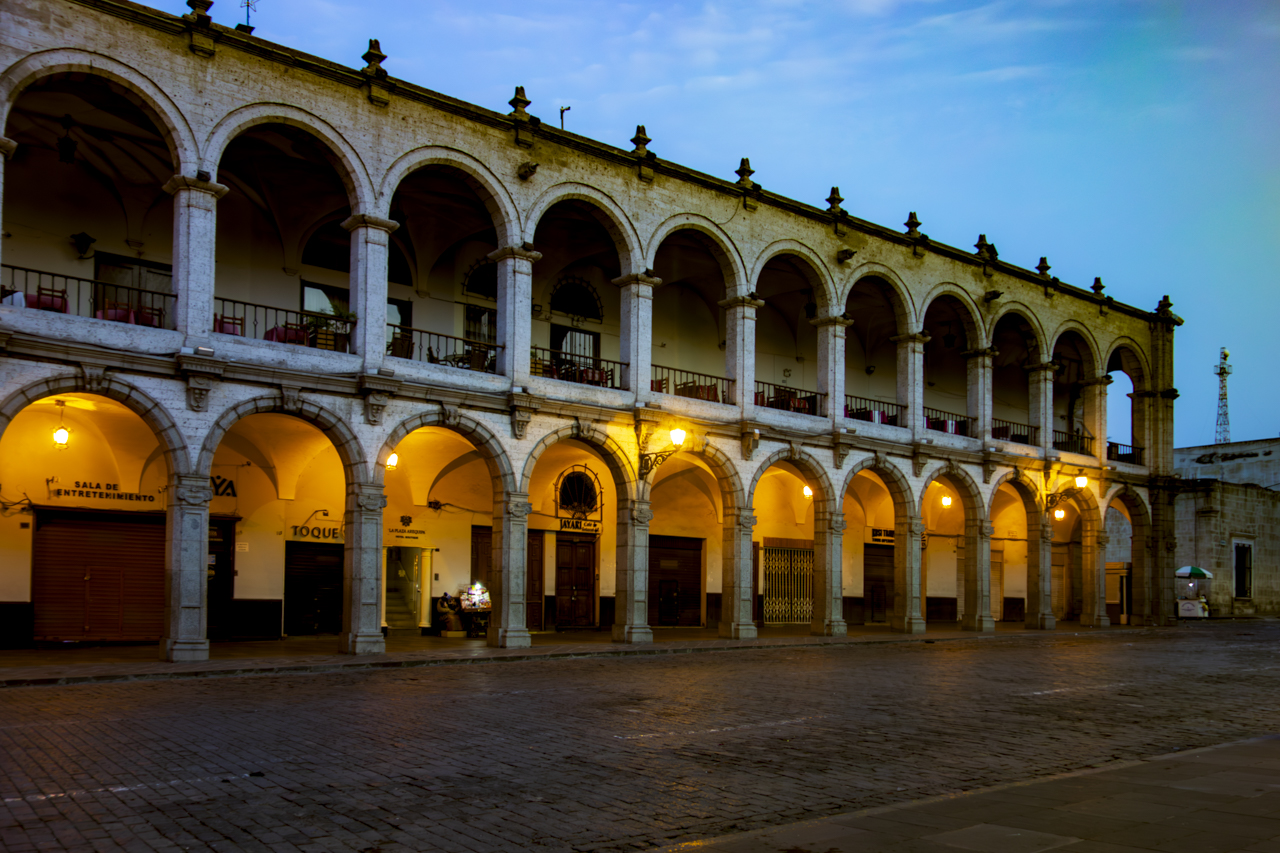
95, 299, 134, 324
264, 322, 307, 345
388, 331, 414, 359
579, 366, 613, 387
213, 315, 244, 336
134, 304, 165, 328
27, 286, 69, 313
650, 377, 668, 394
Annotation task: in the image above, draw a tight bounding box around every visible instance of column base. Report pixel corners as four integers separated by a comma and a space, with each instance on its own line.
811, 619, 847, 637
160, 638, 209, 663
1081, 614, 1111, 628
341, 632, 386, 655
719, 621, 758, 640
488, 627, 532, 649
1025, 614, 1056, 630
890, 615, 926, 634
612, 625, 653, 644
962, 615, 995, 632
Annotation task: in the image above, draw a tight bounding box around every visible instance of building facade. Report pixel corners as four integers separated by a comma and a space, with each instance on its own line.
0, 0, 1182, 660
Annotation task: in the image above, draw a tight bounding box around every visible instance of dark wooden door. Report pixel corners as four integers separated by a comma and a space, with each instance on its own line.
206, 518, 237, 640
648, 535, 703, 626
471, 526, 493, 588
555, 535, 595, 626
527, 531, 544, 631
284, 541, 343, 635
864, 544, 894, 623
658, 580, 680, 625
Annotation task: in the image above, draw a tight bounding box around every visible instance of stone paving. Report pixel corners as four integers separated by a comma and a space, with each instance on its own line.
1, 622, 1278, 852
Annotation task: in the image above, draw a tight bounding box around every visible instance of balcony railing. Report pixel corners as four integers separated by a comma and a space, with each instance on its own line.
531, 346, 626, 389
1053, 430, 1094, 455
213, 297, 355, 352
992, 418, 1039, 446
755, 381, 826, 416
924, 406, 972, 437
1107, 442, 1144, 465
2, 264, 175, 330
651, 364, 732, 404
387, 324, 499, 373
844, 395, 903, 426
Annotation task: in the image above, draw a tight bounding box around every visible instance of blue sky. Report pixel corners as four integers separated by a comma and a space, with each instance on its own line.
156, 0, 1278, 447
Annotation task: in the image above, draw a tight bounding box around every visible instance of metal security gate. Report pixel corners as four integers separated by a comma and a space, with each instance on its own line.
762, 546, 813, 623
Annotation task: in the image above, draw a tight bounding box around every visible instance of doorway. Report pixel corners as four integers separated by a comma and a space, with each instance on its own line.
761, 538, 814, 624
207, 518, 238, 640
284, 541, 343, 635
555, 534, 596, 627
863, 543, 894, 623
648, 535, 703, 626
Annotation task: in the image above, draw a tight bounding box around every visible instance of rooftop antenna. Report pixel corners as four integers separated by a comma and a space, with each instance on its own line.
559, 106, 571, 130
241, 0, 257, 27
1214, 347, 1232, 444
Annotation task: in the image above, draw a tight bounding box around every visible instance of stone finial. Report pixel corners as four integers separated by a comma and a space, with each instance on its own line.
826, 187, 844, 215
1036, 257, 1051, 277
735, 157, 755, 187
905, 211, 921, 238
1091, 276, 1105, 295
1157, 294, 1173, 314
509, 86, 531, 119
185, 0, 213, 24
631, 125, 650, 155
362, 39, 387, 76
974, 234, 993, 261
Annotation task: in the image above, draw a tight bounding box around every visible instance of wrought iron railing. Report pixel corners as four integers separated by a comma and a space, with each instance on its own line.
1107, 442, 1144, 465
754, 381, 826, 416
386, 324, 500, 374
2, 264, 176, 330
924, 406, 972, 437
651, 364, 732, 404
531, 346, 626, 389
213, 297, 355, 352
991, 418, 1039, 446
844, 395, 904, 426
1053, 430, 1094, 455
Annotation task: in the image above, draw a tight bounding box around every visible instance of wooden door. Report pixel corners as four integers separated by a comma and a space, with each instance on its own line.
555, 535, 595, 626
1051, 544, 1068, 621
527, 531, 544, 631
207, 518, 237, 640
470, 526, 493, 588
863, 544, 894, 623
284, 541, 344, 635
648, 536, 702, 626
990, 548, 1004, 622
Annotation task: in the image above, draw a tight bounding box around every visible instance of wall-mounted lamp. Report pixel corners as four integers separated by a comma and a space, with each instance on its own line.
639, 427, 687, 477
52, 400, 70, 450
940, 494, 952, 507
803, 485, 814, 500
1054, 508, 1066, 520
1074, 474, 1088, 489
386, 452, 399, 471
1046, 471, 1090, 512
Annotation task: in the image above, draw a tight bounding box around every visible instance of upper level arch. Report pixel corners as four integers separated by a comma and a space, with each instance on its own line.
0, 49, 199, 173
1048, 320, 1103, 378
989, 303, 1048, 357
377, 146, 521, 249
202, 103, 375, 214
748, 241, 837, 315
919, 283, 985, 344
840, 263, 916, 333
523, 183, 642, 275
1105, 337, 1152, 391
645, 213, 747, 292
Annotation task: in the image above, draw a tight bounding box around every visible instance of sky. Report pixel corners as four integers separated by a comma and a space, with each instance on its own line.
152, 0, 1279, 447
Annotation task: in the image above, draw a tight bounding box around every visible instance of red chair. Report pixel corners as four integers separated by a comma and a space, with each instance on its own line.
213, 315, 244, 336
27, 286, 69, 313
264, 323, 307, 344
95, 299, 134, 324
134, 304, 165, 328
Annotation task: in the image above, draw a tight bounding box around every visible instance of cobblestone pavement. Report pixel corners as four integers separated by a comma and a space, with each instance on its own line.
2, 622, 1279, 853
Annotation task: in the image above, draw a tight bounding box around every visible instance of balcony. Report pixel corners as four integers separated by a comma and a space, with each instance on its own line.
531, 346, 625, 389
992, 419, 1039, 446
924, 407, 972, 437
3, 265, 175, 330
651, 364, 732, 404
844, 395, 903, 426
214, 297, 355, 352
388, 324, 499, 374
1053, 430, 1094, 455
1107, 442, 1144, 465
755, 381, 825, 416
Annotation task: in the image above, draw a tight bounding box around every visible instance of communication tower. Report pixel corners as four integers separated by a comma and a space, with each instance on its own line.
1214, 347, 1232, 444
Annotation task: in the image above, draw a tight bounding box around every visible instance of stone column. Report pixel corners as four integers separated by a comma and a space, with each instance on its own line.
0, 138, 17, 272
891, 515, 926, 633
614, 272, 660, 396
892, 332, 929, 438
1080, 527, 1110, 628
1081, 374, 1111, 460
720, 295, 765, 411
1027, 361, 1057, 453
962, 519, 995, 632
811, 511, 847, 636
813, 315, 854, 420
162, 474, 213, 662
163, 175, 229, 346
342, 482, 387, 655
490, 494, 532, 648
965, 347, 996, 442
720, 508, 758, 639
1025, 515, 1055, 629
342, 214, 399, 373
490, 245, 542, 384
613, 499, 654, 643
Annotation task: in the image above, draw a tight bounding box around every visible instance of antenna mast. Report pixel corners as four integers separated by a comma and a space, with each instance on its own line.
1214, 347, 1232, 444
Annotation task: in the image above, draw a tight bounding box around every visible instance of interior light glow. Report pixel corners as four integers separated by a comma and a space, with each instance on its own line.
1054, 508, 1066, 520
941, 495, 952, 507
386, 452, 399, 471
1074, 475, 1088, 489
52, 426, 70, 449
802, 485, 813, 499
670, 428, 686, 447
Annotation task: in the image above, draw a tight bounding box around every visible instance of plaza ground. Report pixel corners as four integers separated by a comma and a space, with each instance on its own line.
2, 621, 1279, 852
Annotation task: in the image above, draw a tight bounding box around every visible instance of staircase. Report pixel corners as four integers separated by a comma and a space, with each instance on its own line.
384, 573, 421, 636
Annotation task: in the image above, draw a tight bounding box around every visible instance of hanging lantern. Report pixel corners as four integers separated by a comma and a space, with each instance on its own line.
1054, 508, 1066, 520
940, 494, 952, 507
669, 428, 686, 447
386, 452, 399, 471
802, 485, 813, 500
1074, 474, 1088, 489
52, 400, 69, 450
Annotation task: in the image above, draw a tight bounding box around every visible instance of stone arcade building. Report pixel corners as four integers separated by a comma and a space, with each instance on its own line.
0, 0, 1181, 661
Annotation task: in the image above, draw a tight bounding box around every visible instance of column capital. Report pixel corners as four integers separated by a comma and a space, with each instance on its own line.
628, 499, 655, 526
1026, 360, 1059, 373
732, 510, 757, 530
718, 294, 765, 309
504, 494, 534, 519
611, 272, 662, 288
162, 174, 229, 199
341, 213, 399, 234
489, 244, 542, 263
350, 482, 388, 512
890, 331, 931, 345
1095, 532, 1111, 546
810, 313, 854, 328
963, 346, 999, 360
171, 473, 213, 506
897, 515, 925, 536
0, 137, 17, 159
